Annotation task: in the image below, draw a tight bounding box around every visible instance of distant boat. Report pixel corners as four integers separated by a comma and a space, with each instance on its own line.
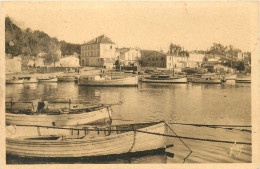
6, 101, 112, 127
6, 77, 24, 84
57, 75, 77, 82
235, 76, 251, 83
38, 77, 58, 83
6, 121, 167, 158
142, 74, 187, 83
191, 75, 222, 84
224, 74, 237, 80
23, 77, 38, 83
78, 75, 138, 87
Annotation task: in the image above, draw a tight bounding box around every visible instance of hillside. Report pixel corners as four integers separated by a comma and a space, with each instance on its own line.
5, 17, 80, 61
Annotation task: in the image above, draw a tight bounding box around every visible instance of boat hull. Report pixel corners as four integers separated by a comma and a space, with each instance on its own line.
24, 78, 38, 83
6, 122, 167, 158
57, 76, 76, 82
142, 77, 187, 83
6, 79, 24, 84
191, 78, 222, 84
6, 107, 111, 127
38, 78, 58, 83
235, 78, 251, 83
78, 76, 138, 87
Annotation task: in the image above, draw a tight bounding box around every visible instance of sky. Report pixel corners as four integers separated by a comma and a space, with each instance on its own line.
2, 1, 258, 52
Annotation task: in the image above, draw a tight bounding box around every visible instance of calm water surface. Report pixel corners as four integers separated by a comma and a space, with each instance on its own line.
5, 81, 251, 163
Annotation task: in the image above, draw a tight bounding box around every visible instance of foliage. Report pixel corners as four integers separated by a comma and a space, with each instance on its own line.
168, 43, 182, 55
5, 17, 80, 65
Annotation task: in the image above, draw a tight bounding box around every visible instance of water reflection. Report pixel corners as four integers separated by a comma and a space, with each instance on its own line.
5, 81, 251, 163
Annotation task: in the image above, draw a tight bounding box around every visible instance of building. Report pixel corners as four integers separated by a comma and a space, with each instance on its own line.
188, 53, 205, 68
5, 54, 22, 74
81, 35, 116, 68
141, 50, 188, 72
116, 47, 141, 66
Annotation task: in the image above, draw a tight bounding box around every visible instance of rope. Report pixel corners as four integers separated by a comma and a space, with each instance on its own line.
12, 124, 252, 146
170, 122, 252, 128
162, 121, 192, 163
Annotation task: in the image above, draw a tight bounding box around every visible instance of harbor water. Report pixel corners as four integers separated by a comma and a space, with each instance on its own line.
5, 80, 251, 163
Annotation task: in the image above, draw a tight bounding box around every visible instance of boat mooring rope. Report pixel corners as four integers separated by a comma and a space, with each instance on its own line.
170, 122, 252, 128
162, 121, 192, 163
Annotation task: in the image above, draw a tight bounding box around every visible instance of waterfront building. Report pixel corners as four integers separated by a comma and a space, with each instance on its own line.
141, 50, 188, 72
188, 53, 205, 68
5, 54, 22, 74
116, 47, 141, 66
81, 35, 116, 68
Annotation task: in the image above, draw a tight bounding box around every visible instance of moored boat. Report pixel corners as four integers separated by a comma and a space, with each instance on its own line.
23, 77, 38, 83
191, 74, 222, 84
235, 77, 251, 83
6, 121, 167, 158
38, 77, 58, 83
5, 101, 112, 127
6, 77, 24, 84
142, 74, 187, 83
224, 74, 237, 80
78, 75, 138, 87
57, 75, 77, 82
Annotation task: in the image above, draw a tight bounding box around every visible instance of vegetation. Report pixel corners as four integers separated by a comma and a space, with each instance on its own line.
5, 17, 80, 66
168, 43, 189, 56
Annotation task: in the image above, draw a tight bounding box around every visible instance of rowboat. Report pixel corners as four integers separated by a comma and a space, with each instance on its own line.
142, 74, 187, 83
57, 75, 77, 82
38, 77, 58, 83
6, 122, 167, 158
23, 77, 38, 83
6, 102, 112, 127
6, 78, 24, 84
78, 75, 138, 87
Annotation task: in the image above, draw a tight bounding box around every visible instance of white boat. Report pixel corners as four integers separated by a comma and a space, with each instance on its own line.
142, 74, 187, 83
6, 122, 167, 158
6, 78, 24, 84
78, 75, 138, 87
6, 102, 112, 127
224, 74, 237, 80
23, 77, 38, 83
38, 77, 58, 83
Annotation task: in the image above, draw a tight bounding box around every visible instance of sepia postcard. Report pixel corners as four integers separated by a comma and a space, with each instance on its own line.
0, 1, 259, 169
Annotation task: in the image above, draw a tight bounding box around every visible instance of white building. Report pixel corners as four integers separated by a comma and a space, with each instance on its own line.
81, 35, 116, 68
116, 47, 141, 66
188, 53, 205, 68
6, 56, 21, 74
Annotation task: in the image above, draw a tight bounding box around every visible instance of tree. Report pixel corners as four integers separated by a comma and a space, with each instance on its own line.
236, 61, 245, 71
45, 41, 60, 67
208, 43, 227, 56
168, 43, 182, 55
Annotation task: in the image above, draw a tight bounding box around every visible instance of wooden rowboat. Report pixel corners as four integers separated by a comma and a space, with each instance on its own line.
6, 122, 167, 158
6, 106, 112, 127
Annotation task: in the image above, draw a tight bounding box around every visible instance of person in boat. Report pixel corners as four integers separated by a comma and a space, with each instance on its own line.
31, 99, 48, 114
